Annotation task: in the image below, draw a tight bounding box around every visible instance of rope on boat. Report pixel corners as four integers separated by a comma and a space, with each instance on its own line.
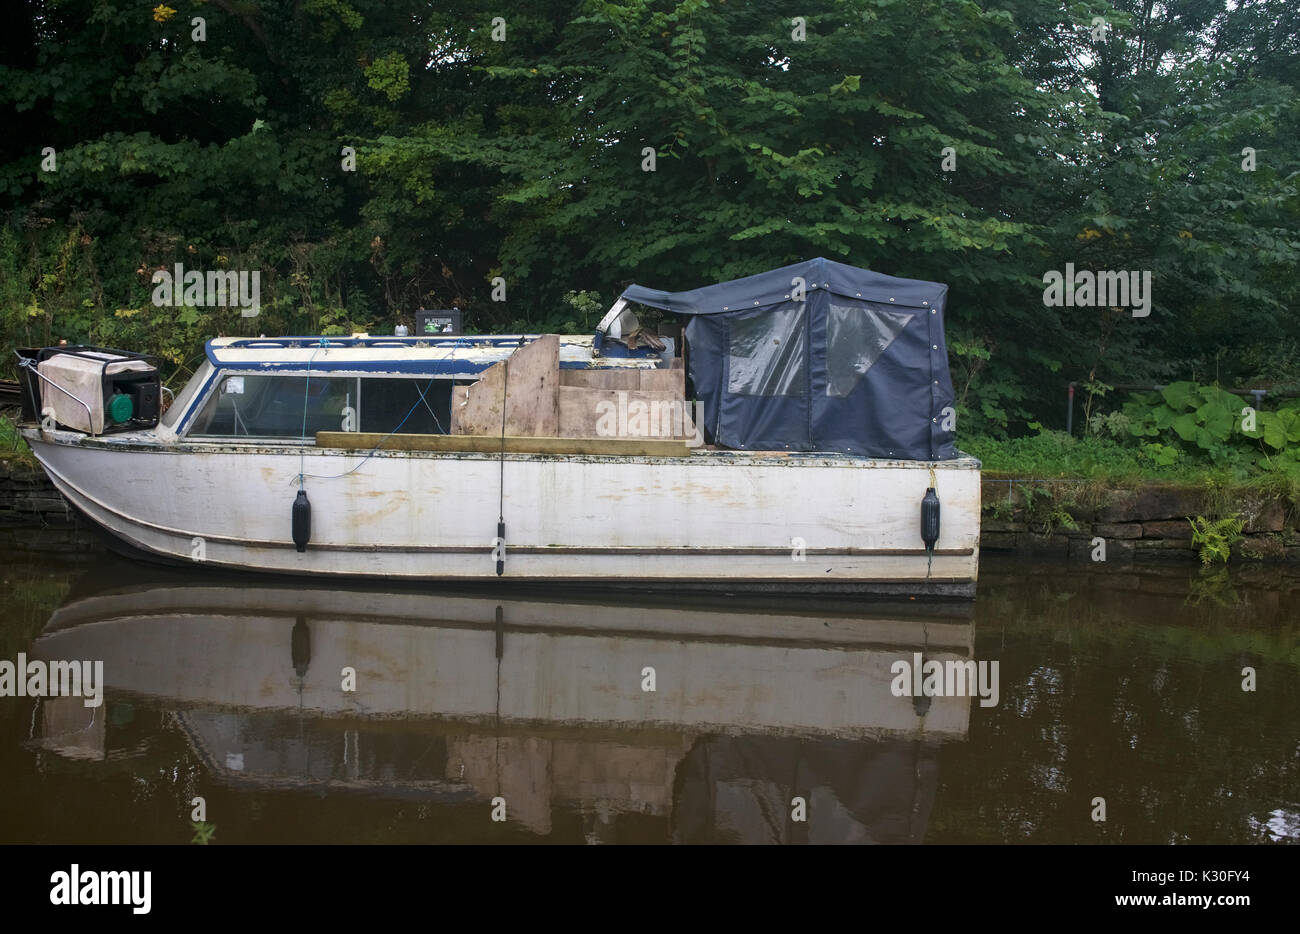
293, 336, 467, 482
13, 354, 43, 421
297, 380, 439, 481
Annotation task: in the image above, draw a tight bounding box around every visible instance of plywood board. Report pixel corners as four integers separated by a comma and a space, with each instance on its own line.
449, 359, 505, 435
559, 369, 640, 390
559, 367, 684, 394
636, 368, 685, 394
558, 386, 695, 439
505, 334, 560, 435
450, 334, 559, 436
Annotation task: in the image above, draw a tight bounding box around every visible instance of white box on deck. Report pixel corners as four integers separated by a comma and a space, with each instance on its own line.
38, 352, 152, 434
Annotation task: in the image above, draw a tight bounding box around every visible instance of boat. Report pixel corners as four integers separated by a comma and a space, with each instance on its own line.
27, 564, 974, 842
15, 258, 981, 596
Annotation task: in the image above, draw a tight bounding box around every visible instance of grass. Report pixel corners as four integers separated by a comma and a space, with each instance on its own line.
967, 430, 1300, 492
968, 431, 1179, 481
0, 414, 35, 464
968, 431, 1300, 540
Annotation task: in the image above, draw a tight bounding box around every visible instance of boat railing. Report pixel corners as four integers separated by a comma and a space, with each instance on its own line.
14, 351, 97, 434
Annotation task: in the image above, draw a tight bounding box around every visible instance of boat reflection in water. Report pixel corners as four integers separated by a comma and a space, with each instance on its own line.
29, 570, 974, 843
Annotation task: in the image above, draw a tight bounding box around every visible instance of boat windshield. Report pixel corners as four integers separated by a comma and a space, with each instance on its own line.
185, 372, 453, 439
160, 361, 213, 428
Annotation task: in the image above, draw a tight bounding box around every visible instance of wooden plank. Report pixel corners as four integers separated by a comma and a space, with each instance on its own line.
559, 367, 684, 393
557, 386, 695, 439
316, 431, 691, 457
559, 369, 639, 390
448, 359, 505, 436
505, 333, 559, 436
637, 368, 685, 394
450, 335, 559, 436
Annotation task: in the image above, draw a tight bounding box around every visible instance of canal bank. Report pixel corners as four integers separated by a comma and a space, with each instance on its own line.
0, 458, 96, 556
981, 475, 1300, 566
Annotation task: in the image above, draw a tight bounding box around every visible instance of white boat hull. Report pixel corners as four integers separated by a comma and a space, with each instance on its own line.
24, 429, 980, 595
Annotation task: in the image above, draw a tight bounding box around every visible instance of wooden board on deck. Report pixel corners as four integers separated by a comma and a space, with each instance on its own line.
450, 334, 560, 436
558, 386, 694, 439
560, 369, 639, 390
559, 368, 684, 394
637, 368, 685, 393
316, 430, 691, 457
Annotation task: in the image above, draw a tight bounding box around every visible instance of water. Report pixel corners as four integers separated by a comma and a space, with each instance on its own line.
0, 545, 1296, 844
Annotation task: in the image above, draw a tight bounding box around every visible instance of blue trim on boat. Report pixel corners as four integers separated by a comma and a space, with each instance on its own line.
206, 359, 497, 375
196, 358, 624, 376
204, 335, 659, 369
218, 335, 533, 349
176, 369, 219, 435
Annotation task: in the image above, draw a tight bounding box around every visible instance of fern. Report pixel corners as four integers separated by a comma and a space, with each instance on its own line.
1188, 515, 1245, 566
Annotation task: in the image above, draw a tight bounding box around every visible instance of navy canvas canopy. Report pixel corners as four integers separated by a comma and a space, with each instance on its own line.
621, 257, 956, 460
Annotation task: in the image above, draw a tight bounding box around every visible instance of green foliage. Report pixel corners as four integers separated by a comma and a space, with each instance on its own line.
1119, 382, 1300, 474
968, 430, 1151, 480
0, 415, 34, 463
1088, 409, 1132, 440
1188, 515, 1245, 567
0, 0, 1296, 435
1046, 504, 1080, 533
364, 53, 411, 102
1141, 442, 1183, 468
953, 343, 1030, 436
979, 472, 1090, 535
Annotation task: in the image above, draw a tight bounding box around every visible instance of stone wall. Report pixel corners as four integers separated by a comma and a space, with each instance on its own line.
981, 478, 1300, 565
0, 458, 98, 555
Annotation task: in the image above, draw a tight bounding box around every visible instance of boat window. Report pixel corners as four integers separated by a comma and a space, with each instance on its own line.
727, 304, 807, 396
160, 361, 213, 428
186, 374, 454, 438
189, 375, 358, 438
359, 378, 451, 434
825, 303, 914, 397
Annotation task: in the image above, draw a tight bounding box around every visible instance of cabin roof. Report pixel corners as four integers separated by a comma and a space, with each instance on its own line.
205, 334, 660, 375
